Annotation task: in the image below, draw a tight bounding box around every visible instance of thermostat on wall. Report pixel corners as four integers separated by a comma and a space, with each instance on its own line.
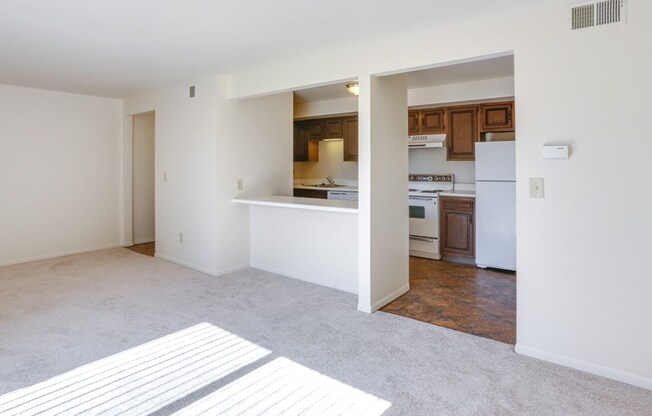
542, 145, 569, 160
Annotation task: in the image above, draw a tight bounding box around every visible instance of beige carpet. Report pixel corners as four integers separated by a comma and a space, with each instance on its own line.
0, 248, 650, 415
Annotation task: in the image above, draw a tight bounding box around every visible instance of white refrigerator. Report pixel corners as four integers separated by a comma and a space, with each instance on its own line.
475, 141, 516, 271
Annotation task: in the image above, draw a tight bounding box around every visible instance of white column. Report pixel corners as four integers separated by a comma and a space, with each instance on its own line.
357, 74, 410, 312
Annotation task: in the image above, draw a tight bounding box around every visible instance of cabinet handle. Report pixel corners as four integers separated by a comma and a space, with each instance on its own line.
507, 111, 512, 122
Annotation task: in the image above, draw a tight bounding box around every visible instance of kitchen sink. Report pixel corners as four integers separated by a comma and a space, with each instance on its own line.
302, 184, 347, 188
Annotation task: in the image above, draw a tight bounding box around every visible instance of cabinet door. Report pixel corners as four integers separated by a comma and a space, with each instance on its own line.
480, 102, 514, 132
440, 197, 475, 258
421, 108, 446, 133
343, 116, 358, 162
293, 121, 309, 162
447, 106, 479, 161
308, 120, 324, 140
408, 111, 420, 135
293, 121, 318, 162
324, 118, 343, 138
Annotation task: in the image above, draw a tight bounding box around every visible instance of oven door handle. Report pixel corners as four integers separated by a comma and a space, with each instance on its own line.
409, 236, 435, 242
409, 196, 436, 201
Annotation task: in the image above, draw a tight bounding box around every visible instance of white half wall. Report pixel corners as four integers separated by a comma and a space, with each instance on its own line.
0, 84, 122, 266
249, 205, 358, 294
132, 112, 155, 244
225, 1, 652, 389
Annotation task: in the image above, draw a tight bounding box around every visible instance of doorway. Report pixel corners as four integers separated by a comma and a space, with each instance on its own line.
129, 111, 155, 257
380, 55, 517, 344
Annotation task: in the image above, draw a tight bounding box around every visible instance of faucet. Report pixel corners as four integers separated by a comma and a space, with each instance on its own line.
325, 176, 335, 185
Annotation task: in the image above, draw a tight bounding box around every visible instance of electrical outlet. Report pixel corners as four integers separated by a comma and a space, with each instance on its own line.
163, 171, 168, 182
529, 178, 544, 198
178, 232, 183, 244
237, 179, 244, 192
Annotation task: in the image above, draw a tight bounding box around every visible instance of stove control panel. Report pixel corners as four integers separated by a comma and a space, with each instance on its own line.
408, 174, 454, 182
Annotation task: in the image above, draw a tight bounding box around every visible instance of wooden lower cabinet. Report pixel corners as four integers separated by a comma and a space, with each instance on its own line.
440, 196, 475, 258
293, 188, 328, 199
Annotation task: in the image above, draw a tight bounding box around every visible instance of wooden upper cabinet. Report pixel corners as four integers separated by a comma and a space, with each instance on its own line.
324, 118, 343, 138
294, 115, 357, 162
293, 121, 318, 162
447, 106, 479, 161
420, 108, 446, 133
408, 108, 446, 135
408, 111, 420, 135
308, 120, 324, 140
480, 101, 514, 132
342, 116, 358, 162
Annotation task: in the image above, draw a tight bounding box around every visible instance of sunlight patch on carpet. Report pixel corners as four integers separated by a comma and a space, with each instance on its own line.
173, 357, 392, 416
0, 323, 270, 416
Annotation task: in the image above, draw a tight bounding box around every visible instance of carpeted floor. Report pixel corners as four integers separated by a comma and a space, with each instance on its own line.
0, 248, 650, 415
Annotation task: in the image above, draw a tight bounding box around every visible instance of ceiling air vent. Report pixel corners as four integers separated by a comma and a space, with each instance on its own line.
570, 0, 626, 30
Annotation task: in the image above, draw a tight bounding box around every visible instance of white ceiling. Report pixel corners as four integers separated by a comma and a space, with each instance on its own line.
0, 0, 551, 98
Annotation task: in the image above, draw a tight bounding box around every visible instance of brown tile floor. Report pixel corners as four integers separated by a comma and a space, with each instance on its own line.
126, 242, 155, 257
381, 257, 516, 344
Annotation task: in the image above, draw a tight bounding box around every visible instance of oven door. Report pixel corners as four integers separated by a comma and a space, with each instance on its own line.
408, 196, 438, 238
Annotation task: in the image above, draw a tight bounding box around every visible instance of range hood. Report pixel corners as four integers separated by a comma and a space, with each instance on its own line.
408, 134, 446, 148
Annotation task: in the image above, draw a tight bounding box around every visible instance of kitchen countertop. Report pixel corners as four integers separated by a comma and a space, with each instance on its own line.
293, 184, 358, 192
438, 190, 476, 198
233, 195, 358, 213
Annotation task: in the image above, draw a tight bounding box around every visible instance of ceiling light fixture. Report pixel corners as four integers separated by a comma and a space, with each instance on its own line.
346, 82, 359, 96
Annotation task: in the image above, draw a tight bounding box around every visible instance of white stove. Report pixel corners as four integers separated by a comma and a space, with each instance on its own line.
408, 174, 454, 260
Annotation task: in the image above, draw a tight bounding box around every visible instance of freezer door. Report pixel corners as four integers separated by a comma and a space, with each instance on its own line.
475, 141, 516, 181
475, 181, 516, 271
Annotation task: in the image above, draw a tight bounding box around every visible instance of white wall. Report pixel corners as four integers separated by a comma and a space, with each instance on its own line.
294, 140, 358, 181
225, 2, 652, 388
124, 77, 219, 275
294, 96, 357, 119
408, 76, 514, 106
0, 84, 122, 266
408, 148, 475, 184
132, 112, 155, 244
215, 80, 294, 274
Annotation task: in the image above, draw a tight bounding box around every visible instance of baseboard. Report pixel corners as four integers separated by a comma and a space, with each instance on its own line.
515, 344, 652, 390
154, 253, 218, 276
216, 263, 249, 276
250, 262, 357, 294
369, 283, 410, 313
0, 243, 124, 268
133, 237, 154, 245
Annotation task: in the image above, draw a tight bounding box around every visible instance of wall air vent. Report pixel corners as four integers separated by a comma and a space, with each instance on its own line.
570, 0, 626, 30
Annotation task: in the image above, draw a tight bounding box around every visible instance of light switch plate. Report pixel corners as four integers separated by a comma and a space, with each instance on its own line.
237, 179, 244, 192
529, 178, 544, 198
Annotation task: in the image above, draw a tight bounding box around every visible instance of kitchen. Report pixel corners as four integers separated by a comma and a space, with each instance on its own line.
291, 56, 517, 343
